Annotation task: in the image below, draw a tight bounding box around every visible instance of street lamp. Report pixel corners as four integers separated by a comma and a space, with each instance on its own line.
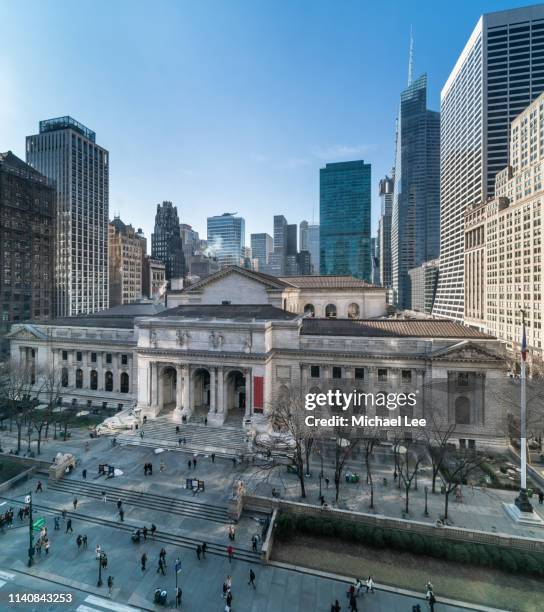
97, 552, 105, 587
316, 447, 324, 500
424, 486, 429, 516
27, 492, 34, 567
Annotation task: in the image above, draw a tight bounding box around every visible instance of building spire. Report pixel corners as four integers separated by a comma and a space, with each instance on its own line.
408, 25, 414, 86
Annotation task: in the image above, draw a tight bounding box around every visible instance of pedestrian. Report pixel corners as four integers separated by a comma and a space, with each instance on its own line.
82, 535, 88, 549
325, 477, 330, 488
187, 460, 191, 470
201, 541, 207, 558
222, 581, 228, 599
141, 552, 147, 571
231, 457, 236, 468
73, 497, 78, 511
144, 464, 148, 476
117, 499, 122, 510
539, 490, 544, 505
347, 584, 355, 600
227, 544, 234, 563
196, 544, 202, 560
62, 509, 67, 521
148, 463, 153, 475
45, 539, 50, 555
428, 591, 436, 612
82, 469, 87, 479
204, 417, 208, 425
54, 516, 60, 530
140, 430, 144, 439
66, 519, 73, 534
226, 591, 233, 607
18, 508, 24, 522
35, 540, 42, 557
355, 578, 364, 597
176, 425, 180, 434
143, 526, 148, 541
394, 470, 398, 481
36, 480, 43, 493
95, 544, 101, 559
151, 524, 157, 538
102, 491, 107, 503
211, 453, 216, 463
101, 553, 108, 569
160, 460, 165, 473
248, 568, 256, 589
107, 575, 114, 596
349, 594, 358, 612
365, 576, 374, 593
175, 586, 182, 607
157, 558, 166, 575
178, 438, 182, 447
76, 534, 82, 550
119, 509, 124, 522
192, 457, 197, 469
331, 600, 341, 612
252, 535, 258, 552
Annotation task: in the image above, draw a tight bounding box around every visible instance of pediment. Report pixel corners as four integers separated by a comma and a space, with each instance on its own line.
180, 266, 287, 293
430, 340, 503, 363
5, 324, 48, 341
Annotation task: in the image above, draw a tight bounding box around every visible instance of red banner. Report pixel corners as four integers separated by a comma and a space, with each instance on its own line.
253, 376, 263, 412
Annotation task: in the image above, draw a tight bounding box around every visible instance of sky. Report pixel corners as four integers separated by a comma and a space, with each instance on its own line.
0, 0, 538, 243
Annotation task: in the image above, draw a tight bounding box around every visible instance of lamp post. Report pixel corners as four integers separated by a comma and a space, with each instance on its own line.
27, 492, 34, 567
97, 552, 104, 587
316, 447, 324, 500
424, 486, 429, 516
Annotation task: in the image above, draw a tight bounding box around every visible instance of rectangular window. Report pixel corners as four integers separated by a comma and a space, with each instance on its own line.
121, 354, 128, 365
378, 368, 387, 382
76, 351, 82, 362
332, 366, 342, 379
310, 366, 320, 378
354, 368, 364, 380
457, 373, 469, 387
62, 350, 68, 361
91, 352, 97, 363
401, 370, 412, 383
106, 353, 112, 364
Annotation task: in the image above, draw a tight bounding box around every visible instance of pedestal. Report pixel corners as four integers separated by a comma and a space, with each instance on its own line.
503, 502, 544, 526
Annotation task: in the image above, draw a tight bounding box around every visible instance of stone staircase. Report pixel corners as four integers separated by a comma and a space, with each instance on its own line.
115, 416, 251, 457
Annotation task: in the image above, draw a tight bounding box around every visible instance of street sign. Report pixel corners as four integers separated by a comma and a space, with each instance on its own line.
32, 518, 45, 531
24, 495, 31, 504
175, 560, 181, 574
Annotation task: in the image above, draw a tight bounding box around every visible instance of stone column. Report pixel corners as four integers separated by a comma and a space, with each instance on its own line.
181, 365, 191, 416
217, 367, 224, 413
209, 367, 217, 413
244, 368, 251, 418
176, 365, 183, 411
113, 354, 120, 393
157, 365, 164, 414
98, 353, 105, 391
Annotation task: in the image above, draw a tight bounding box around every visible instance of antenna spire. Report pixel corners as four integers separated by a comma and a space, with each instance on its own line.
408, 26, 414, 86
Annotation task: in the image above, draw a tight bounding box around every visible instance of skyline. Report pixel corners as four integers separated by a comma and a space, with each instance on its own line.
0, 0, 538, 241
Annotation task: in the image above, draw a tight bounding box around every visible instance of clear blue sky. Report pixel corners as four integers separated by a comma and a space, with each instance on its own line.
0, 0, 537, 243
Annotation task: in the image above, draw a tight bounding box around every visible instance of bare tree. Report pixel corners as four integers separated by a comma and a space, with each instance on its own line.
331, 423, 361, 503
39, 366, 63, 441
439, 449, 488, 520
361, 428, 380, 509
424, 414, 457, 494
0, 360, 36, 453
397, 440, 425, 514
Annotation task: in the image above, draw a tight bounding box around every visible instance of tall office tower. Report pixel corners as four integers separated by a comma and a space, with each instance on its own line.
296, 250, 312, 275
408, 259, 439, 314
207, 212, 245, 267
391, 74, 440, 309
299, 221, 309, 251
179, 223, 199, 261
287, 224, 297, 256
26, 117, 109, 316
151, 201, 185, 282
319, 161, 371, 280
307, 223, 320, 274
269, 215, 288, 275
142, 257, 166, 300
378, 174, 393, 288
433, 5, 544, 321
250, 233, 273, 270
0, 152, 55, 336
108, 217, 143, 307
371, 237, 381, 286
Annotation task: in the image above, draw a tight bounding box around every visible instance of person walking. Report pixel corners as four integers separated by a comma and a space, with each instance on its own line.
211, 453, 216, 463
248, 568, 256, 589
45, 539, 50, 556
107, 575, 114, 596
82, 469, 87, 479
117, 499, 122, 511
141, 552, 147, 571
157, 558, 166, 575
72, 497, 78, 511
539, 490, 544, 505
102, 491, 107, 503
201, 541, 207, 558
365, 576, 374, 593
160, 460, 165, 473
140, 430, 144, 439
175, 586, 182, 607
119, 508, 124, 522
196, 544, 202, 560
226, 591, 233, 607
325, 477, 330, 489
187, 460, 191, 470
101, 553, 108, 569
54, 517, 60, 531
95, 544, 101, 559
252, 535, 258, 552
148, 463, 153, 475
142, 526, 148, 541
178, 437, 182, 447
428, 591, 436, 612
36, 481, 43, 493
76, 535, 82, 551
349, 594, 358, 612
159, 547, 167, 567
66, 519, 73, 534
331, 600, 341, 612
151, 524, 157, 538
82, 534, 88, 549
192, 457, 197, 469
227, 544, 234, 563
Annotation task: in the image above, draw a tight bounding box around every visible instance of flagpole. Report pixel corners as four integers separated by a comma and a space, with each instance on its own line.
515, 309, 533, 513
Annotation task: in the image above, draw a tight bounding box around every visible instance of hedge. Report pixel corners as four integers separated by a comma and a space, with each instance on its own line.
274, 513, 544, 577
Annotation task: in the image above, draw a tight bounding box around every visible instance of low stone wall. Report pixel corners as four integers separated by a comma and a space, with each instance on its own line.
0, 453, 51, 473
0, 466, 36, 493
261, 508, 278, 561
243, 494, 544, 554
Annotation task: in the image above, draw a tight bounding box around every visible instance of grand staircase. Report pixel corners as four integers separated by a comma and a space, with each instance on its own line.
114, 416, 251, 457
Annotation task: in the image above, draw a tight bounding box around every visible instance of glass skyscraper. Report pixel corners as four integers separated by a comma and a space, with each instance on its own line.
207, 213, 245, 267
433, 5, 544, 321
378, 173, 393, 288
319, 161, 371, 281
391, 74, 440, 309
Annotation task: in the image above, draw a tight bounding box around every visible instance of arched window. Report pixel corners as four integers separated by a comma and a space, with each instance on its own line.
90, 370, 98, 391
61, 367, 68, 387
347, 303, 360, 319
120, 372, 129, 393
304, 304, 315, 317
325, 304, 337, 319
75, 369, 83, 389
455, 396, 471, 425
105, 371, 113, 392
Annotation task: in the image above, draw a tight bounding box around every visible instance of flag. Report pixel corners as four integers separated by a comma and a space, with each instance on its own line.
521, 320, 527, 362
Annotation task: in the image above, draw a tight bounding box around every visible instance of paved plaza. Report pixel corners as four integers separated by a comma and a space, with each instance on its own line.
0, 425, 524, 610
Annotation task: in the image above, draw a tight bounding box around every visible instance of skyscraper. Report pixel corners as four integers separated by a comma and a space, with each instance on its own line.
378, 174, 393, 288
300, 220, 319, 274
151, 201, 184, 282
108, 217, 143, 307
0, 152, 55, 335
433, 5, 544, 321
319, 161, 371, 280
26, 116, 109, 316
250, 233, 273, 271
391, 74, 440, 309
207, 213, 245, 267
